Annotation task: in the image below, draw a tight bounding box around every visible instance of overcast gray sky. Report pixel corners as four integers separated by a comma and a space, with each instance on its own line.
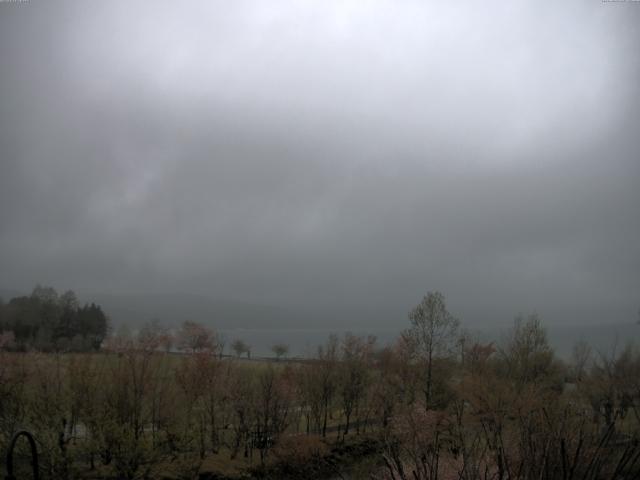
0, 0, 639, 327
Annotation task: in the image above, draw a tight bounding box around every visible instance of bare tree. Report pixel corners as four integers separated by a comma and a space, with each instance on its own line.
571, 338, 592, 382
138, 319, 173, 353
232, 339, 250, 358
499, 313, 555, 387
253, 365, 294, 463
271, 343, 289, 360
405, 291, 459, 408
176, 320, 216, 354
338, 333, 375, 436
317, 334, 339, 437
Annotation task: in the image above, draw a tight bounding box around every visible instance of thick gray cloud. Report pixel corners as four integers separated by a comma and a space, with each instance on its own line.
1, 0, 639, 327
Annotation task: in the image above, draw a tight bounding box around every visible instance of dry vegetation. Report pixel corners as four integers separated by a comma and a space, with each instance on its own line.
1, 292, 639, 479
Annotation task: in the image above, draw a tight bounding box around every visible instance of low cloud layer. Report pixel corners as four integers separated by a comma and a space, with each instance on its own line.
1, 0, 639, 327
